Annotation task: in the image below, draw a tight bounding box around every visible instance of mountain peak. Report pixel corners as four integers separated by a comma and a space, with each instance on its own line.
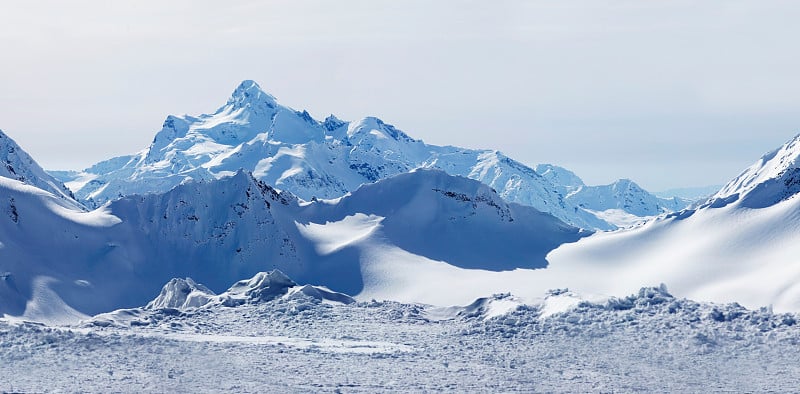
712, 133, 800, 208
227, 80, 277, 110
0, 129, 78, 203
612, 178, 638, 188
534, 164, 585, 190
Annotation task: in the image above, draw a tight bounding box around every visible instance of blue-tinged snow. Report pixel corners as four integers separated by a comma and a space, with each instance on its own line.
0, 130, 78, 204
2, 275, 799, 392
53, 81, 686, 230
710, 133, 800, 208
547, 133, 800, 312
0, 165, 586, 319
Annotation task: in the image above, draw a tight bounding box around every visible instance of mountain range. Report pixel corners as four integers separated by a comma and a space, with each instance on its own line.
2, 80, 800, 322
0, 124, 586, 320
51, 80, 688, 231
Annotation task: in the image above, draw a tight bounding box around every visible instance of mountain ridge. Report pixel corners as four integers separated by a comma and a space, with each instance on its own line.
0, 163, 585, 318
710, 133, 800, 209
52, 80, 688, 230
0, 130, 78, 205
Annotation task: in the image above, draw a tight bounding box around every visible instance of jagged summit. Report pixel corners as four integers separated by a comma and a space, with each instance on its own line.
534, 164, 584, 191
712, 133, 800, 208
227, 79, 277, 109
346, 117, 415, 143
54, 80, 686, 230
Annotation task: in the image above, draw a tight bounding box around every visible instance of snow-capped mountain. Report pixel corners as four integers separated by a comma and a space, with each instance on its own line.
53, 80, 684, 230
563, 178, 690, 228
710, 133, 800, 209
535, 164, 690, 225
0, 159, 586, 320
545, 133, 800, 312
5, 125, 800, 320
566, 178, 688, 217
0, 130, 77, 204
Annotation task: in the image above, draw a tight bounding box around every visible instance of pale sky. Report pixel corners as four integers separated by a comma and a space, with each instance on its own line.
1, 0, 799, 191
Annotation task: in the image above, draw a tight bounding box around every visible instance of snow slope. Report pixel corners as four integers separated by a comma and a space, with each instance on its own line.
0, 165, 586, 320
53, 81, 682, 230
0, 130, 77, 204
544, 134, 800, 312
712, 133, 800, 208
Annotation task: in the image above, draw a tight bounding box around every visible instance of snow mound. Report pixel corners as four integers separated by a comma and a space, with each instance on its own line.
142, 270, 355, 312
424, 293, 525, 322
467, 286, 798, 343
285, 285, 356, 305
220, 270, 298, 306
145, 278, 216, 310
87, 270, 355, 327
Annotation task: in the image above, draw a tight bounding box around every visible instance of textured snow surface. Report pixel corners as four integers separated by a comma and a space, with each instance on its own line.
54, 81, 687, 230
1, 286, 798, 393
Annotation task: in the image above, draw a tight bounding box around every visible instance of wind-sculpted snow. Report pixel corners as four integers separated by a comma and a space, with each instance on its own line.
0, 167, 584, 319
53, 80, 685, 230
1, 285, 798, 392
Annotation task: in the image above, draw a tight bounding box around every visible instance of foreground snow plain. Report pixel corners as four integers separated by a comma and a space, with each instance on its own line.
2, 281, 799, 392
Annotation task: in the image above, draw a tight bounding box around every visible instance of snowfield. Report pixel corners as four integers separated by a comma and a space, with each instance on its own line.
1, 280, 798, 393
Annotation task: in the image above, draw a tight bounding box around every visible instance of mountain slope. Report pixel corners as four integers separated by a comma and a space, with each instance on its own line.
0, 166, 586, 319
711, 134, 800, 208
0, 130, 77, 204
542, 134, 800, 312
54, 81, 680, 230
